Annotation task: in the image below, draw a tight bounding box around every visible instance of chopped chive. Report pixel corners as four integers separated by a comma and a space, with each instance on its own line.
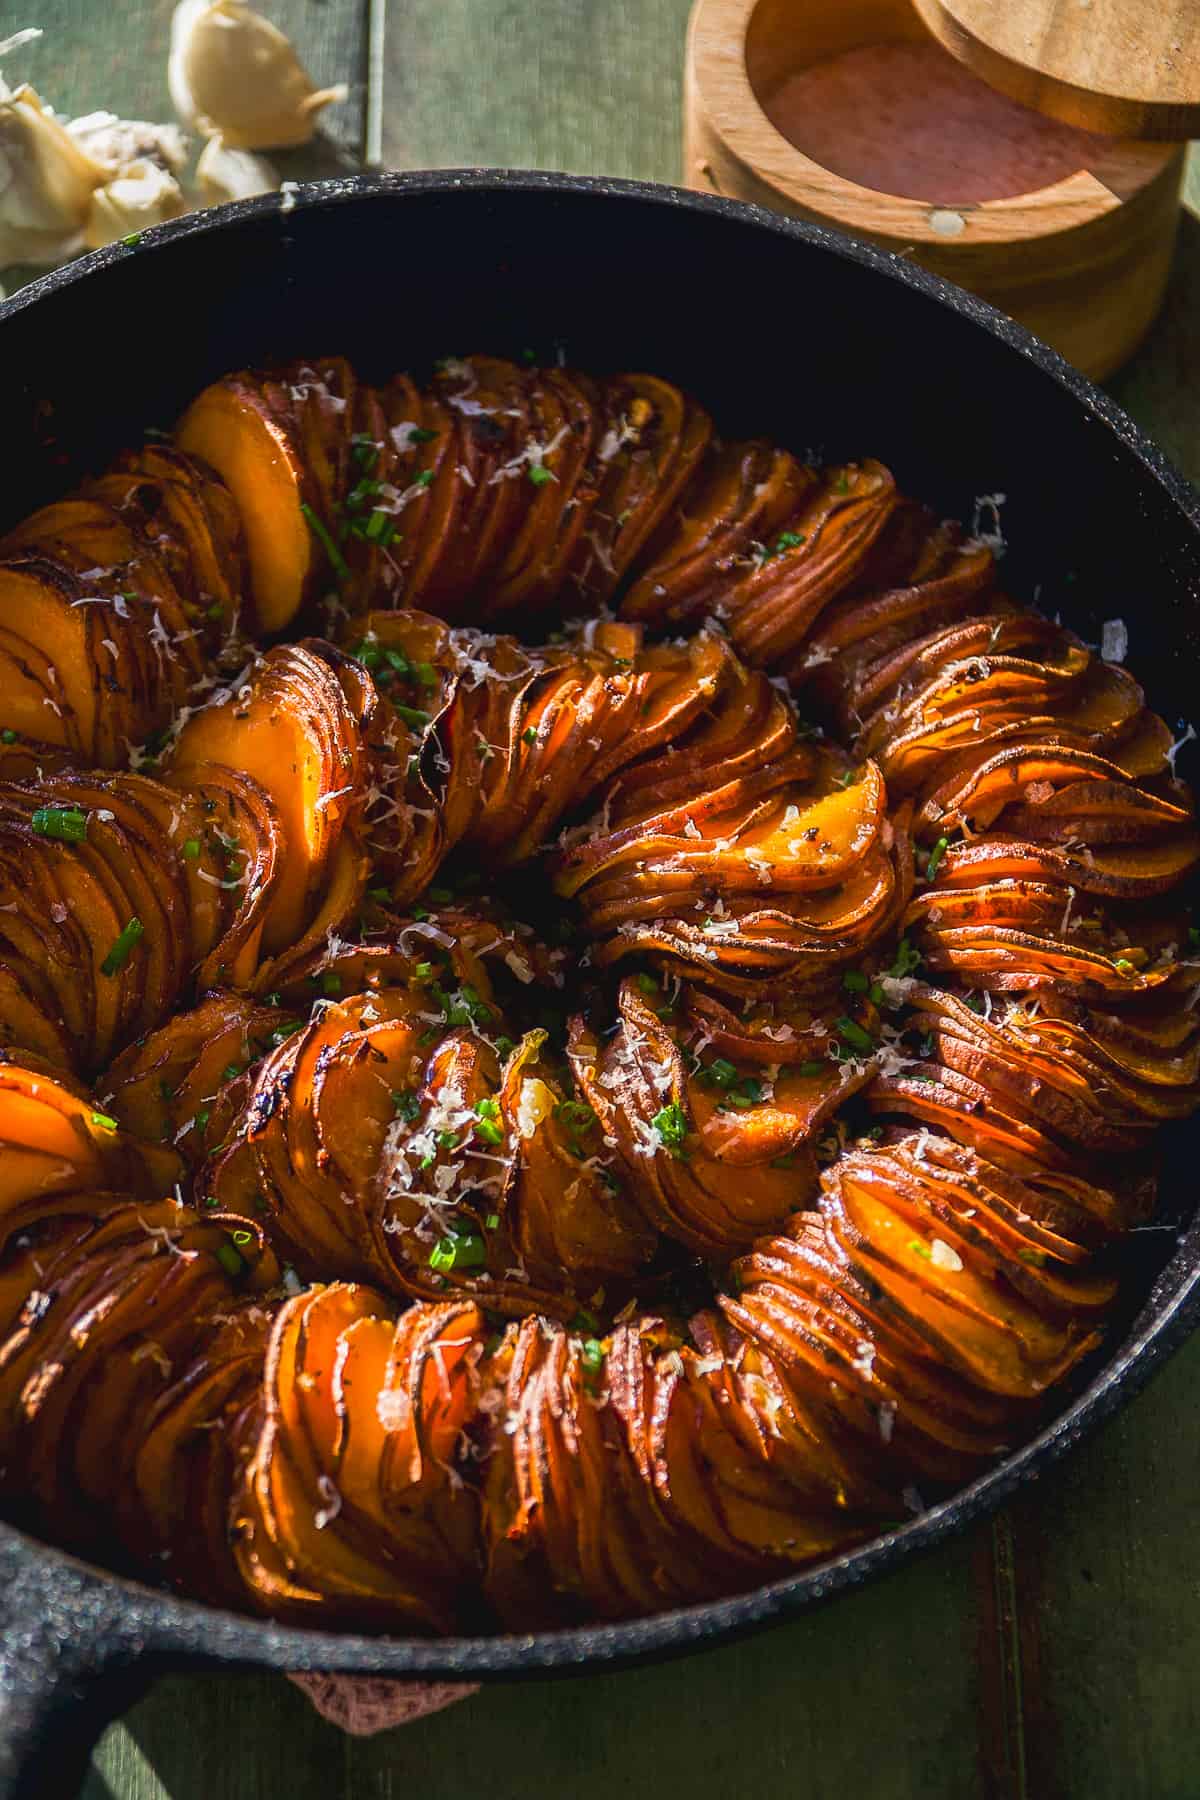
300, 502, 349, 583
554, 1100, 595, 1134
346, 477, 382, 510
415, 469, 434, 488
350, 434, 380, 471
1, 730, 15, 744
215, 1241, 244, 1278
182, 837, 200, 859
485, 1213, 500, 1230
322, 972, 343, 996
367, 885, 391, 902
842, 969, 869, 993
120, 231, 142, 247
395, 704, 431, 729
266, 1020, 304, 1048
475, 1118, 504, 1145
925, 836, 950, 881
32, 805, 88, 842
101, 917, 144, 976
636, 973, 659, 995
392, 1088, 421, 1122
528, 465, 554, 487
428, 1229, 487, 1272
90, 1111, 118, 1131
521, 725, 538, 745
494, 1035, 516, 1059
889, 936, 923, 978
580, 1337, 605, 1379
651, 1102, 688, 1152
835, 1016, 874, 1054
908, 1239, 933, 1262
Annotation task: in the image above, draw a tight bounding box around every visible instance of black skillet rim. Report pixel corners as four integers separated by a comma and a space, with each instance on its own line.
3, 167, 1200, 1680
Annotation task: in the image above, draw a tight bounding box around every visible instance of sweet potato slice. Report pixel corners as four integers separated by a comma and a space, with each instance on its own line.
175, 375, 314, 632
169, 642, 365, 950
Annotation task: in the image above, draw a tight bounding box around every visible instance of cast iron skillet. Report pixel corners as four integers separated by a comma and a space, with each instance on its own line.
2, 170, 1199, 1800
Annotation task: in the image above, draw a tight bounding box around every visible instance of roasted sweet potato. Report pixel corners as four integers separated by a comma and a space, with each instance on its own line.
0, 348, 1192, 1640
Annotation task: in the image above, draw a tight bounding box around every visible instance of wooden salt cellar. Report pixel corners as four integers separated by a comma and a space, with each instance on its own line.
684, 0, 1200, 378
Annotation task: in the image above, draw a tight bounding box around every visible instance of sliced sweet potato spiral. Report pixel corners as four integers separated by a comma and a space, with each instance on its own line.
0, 450, 240, 767
0, 350, 1193, 1640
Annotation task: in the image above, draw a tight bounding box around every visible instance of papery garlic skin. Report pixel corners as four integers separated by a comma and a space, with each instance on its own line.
68, 112, 189, 177
169, 0, 347, 150
0, 82, 107, 266
84, 158, 187, 250
195, 135, 277, 204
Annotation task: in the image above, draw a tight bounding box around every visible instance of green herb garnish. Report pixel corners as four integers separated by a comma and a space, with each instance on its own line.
428, 1229, 487, 1273
101, 917, 144, 976
300, 502, 349, 583
31, 805, 88, 842
651, 1102, 688, 1153
835, 1016, 873, 1054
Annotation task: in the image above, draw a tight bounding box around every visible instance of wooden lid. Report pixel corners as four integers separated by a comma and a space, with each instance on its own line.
911, 0, 1200, 139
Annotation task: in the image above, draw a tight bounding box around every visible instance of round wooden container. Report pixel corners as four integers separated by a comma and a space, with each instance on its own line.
683, 0, 1190, 378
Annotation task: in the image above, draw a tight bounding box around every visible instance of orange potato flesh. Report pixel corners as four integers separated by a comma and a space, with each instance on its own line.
175, 378, 313, 633
0, 347, 1193, 1637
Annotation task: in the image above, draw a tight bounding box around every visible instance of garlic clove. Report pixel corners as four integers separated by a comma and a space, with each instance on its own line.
195, 135, 277, 204
83, 158, 187, 250
67, 111, 189, 177
169, 0, 347, 151
0, 82, 108, 267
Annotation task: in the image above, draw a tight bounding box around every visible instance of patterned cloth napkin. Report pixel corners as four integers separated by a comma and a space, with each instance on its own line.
288, 1672, 479, 1734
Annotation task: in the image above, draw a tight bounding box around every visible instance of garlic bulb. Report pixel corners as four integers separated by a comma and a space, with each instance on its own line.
169, 0, 347, 150
195, 135, 277, 204
68, 112, 189, 178
84, 158, 187, 250
0, 80, 109, 267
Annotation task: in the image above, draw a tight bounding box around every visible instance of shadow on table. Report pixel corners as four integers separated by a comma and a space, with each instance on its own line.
1108, 204, 1200, 485
82, 1523, 988, 1800
1, 131, 359, 302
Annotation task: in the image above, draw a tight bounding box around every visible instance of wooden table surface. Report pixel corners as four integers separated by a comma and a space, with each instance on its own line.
12, 4, 1200, 1796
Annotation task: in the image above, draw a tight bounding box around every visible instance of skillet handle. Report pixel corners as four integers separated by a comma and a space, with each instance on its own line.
0, 1543, 155, 1800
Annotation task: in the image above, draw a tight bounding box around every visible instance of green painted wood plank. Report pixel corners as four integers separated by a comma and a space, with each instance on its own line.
86, 1530, 988, 1800
983, 1331, 1200, 1800
381, 0, 693, 182
1109, 155, 1200, 484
